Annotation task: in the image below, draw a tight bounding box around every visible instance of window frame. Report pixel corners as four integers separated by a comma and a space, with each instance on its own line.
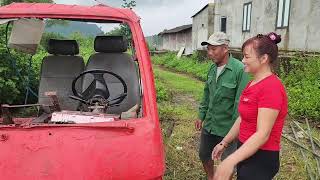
242, 2, 252, 32
220, 16, 227, 33
276, 0, 291, 29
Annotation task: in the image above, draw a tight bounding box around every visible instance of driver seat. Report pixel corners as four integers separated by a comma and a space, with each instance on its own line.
38, 39, 85, 111
83, 36, 140, 114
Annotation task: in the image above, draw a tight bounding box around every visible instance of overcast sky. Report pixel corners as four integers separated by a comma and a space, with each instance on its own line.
54, 0, 211, 36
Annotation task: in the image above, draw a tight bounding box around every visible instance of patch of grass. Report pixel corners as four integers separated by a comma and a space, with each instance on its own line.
154, 72, 171, 103
154, 67, 204, 102
276, 120, 320, 179
152, 53, 211, 81
159, 102, 205, 180
276, 138, 309, 180
154, 66, 206, 179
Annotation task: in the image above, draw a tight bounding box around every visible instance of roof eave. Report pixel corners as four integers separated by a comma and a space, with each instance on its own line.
191, 3, 214, 18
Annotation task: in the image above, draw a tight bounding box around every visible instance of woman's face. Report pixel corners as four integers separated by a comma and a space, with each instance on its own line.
242, 44, 267, 74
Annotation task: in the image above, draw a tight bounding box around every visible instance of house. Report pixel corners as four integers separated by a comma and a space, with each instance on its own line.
157, 24, 193, 55
192, 0, 320, 52
191, 3, 215, 50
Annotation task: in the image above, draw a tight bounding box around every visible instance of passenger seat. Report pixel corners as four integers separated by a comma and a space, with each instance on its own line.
38, 39, 84, 111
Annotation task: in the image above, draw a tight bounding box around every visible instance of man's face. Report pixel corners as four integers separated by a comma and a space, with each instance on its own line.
207, 45, 228, 64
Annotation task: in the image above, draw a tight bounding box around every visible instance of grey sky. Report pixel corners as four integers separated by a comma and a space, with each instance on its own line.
54, 0, 210, 36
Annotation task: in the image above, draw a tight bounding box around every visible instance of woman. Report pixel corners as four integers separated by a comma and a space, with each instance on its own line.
211, 32, 288, 180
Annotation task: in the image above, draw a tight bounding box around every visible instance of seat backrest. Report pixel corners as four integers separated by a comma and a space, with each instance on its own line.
83, 36, 140, 114
38, 39, 84, 111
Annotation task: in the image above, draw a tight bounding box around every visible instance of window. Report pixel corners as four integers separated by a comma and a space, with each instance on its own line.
242, 2, 252, 32
276, 0, 291, 28
220, 17, 227, 33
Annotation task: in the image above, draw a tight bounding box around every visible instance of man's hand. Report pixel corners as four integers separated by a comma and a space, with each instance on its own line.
195, 119, 203, 131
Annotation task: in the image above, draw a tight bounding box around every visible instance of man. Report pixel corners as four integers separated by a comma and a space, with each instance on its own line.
195, 32, 249, 179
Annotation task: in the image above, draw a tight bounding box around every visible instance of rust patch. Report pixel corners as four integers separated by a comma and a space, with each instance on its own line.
0, 134, 9, 141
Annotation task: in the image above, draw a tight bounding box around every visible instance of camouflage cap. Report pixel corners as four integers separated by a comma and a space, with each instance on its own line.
201, 32, 230, 46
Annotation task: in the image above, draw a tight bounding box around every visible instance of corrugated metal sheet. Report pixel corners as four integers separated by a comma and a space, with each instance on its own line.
159, 24, 192, 35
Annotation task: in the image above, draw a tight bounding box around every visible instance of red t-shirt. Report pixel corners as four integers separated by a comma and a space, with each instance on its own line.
238, 74, 288, 151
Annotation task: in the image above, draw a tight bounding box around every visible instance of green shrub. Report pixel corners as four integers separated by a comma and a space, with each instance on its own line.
281, 57, 320, 120
69, 32, 95, 61
0, 23, 43, 104
154, 72, 171, 102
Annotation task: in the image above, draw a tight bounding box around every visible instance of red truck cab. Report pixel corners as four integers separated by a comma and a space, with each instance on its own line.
0, 3, 164, 180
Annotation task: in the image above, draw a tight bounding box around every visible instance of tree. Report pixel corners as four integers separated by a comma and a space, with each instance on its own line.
120, 0, 136, 41
105, 27, 123, 36
107, 0, 136, 42
121, 0, 136, 9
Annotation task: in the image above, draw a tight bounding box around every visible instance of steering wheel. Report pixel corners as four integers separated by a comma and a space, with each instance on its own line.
70, 69, 127, 106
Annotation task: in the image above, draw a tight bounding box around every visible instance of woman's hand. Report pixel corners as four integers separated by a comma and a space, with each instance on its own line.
211, 141, 227, 160
213, 159, 235, 180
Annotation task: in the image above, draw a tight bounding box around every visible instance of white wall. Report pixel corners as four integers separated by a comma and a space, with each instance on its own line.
192, 5, 212, 50
161, 29, 193, 54
213, 0, 320, 52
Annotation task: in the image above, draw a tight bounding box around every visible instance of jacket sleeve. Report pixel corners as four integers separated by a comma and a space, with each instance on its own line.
198, 65, 213, 121
198, 81, 209, 121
